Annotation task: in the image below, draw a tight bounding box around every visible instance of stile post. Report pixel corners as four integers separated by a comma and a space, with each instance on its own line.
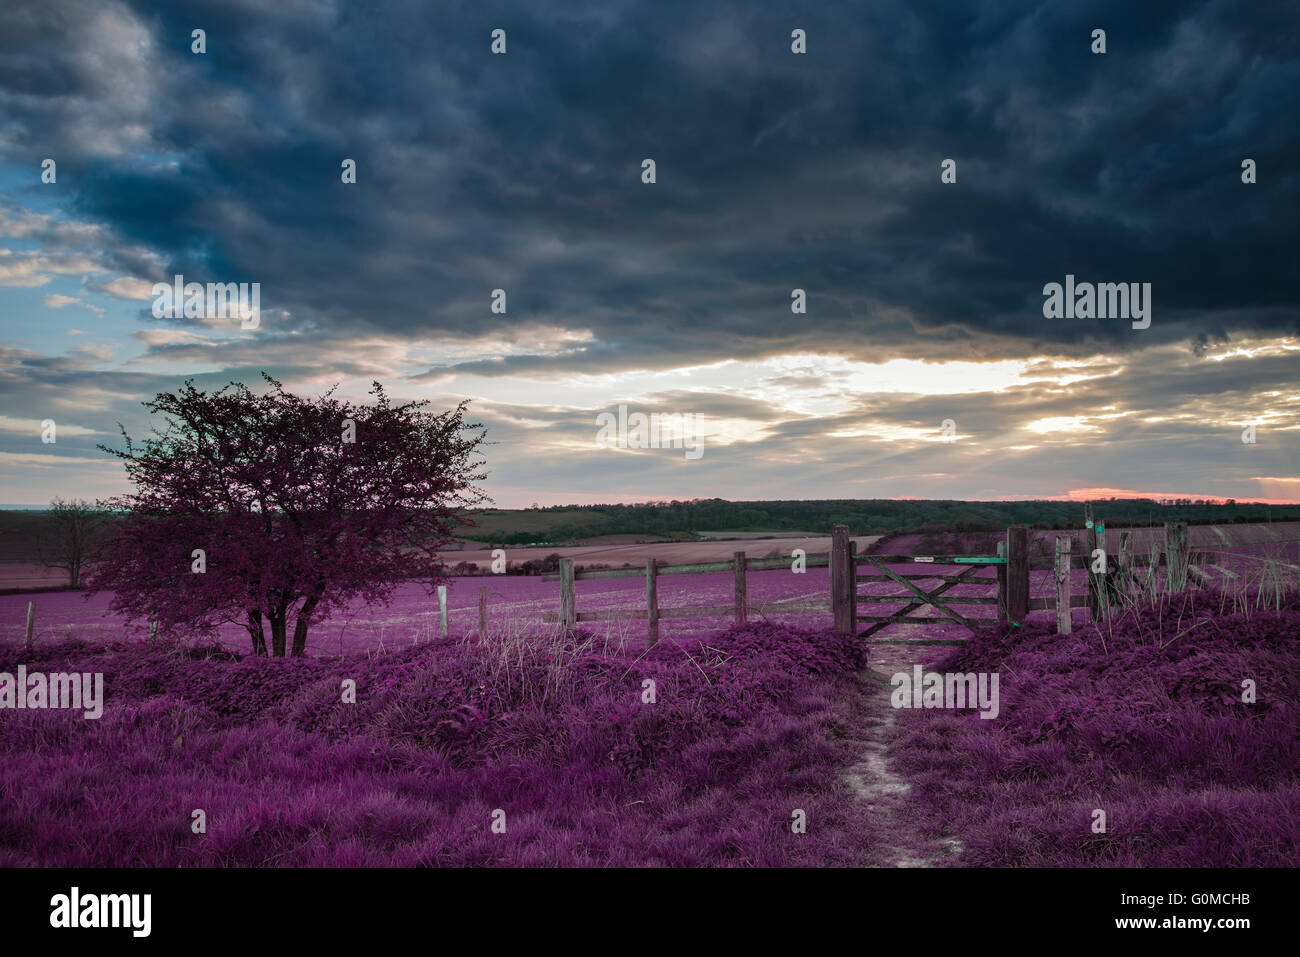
733, 551, 747, 625
1055, 536, 1071, 635
1166, 521, 1188, 593
438, 585, 448, 638
996, 540, 1008, 622
478, 585, 488, 637
646, 558, 660, 645
830, 524, 852, 636
559, 558, 576, 630
24, 601, 34, 654
1007, 526, 1029, 625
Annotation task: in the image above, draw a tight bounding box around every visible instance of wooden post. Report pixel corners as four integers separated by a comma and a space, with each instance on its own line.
1166, 521, 1188, 593
1084, 504, 1099, 620
996, 540, 1008, 622
1055, 536, 1071, 635
830, 525, 852, 636
847, 538, 857, 631
1006, 526, 1029, 624
24, 601, 34, 654
559, 558, 576, 630
1094, 515, 1110, 620
478, 585, 488, 638
438, 585, 448, 638
646, 558, 659, 646
732, 551, 748, 625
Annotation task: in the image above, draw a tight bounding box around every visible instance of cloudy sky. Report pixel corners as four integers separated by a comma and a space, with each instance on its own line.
0, 0, 1297, 507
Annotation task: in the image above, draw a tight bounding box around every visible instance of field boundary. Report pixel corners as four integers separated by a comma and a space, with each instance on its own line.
542, 551, 833, 644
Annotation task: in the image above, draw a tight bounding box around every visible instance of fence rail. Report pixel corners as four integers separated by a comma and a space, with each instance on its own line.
542, 551, 832, 645
12, 509, 1244, 653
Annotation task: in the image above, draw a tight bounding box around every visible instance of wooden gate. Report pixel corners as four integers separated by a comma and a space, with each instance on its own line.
854, 552, 1005, 642
831, 525, 1029, 642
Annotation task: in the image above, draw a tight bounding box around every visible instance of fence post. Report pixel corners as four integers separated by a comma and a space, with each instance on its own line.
1084, 503, 1099, 620
1166, 521, 1188, 592
1095, 515, 1110, 619
478, 585, 488, 638
438, 585, 448, 638
24, 601, 34, 654
646, 558, 660, 646
733, 551, 747, 626
1007, 526, 1029, 624
831, 524, 852, 636
559, 558, 576, 630
996, 540, 1008, 622
1055, 536, 1071, 635
848, 538, 857, 631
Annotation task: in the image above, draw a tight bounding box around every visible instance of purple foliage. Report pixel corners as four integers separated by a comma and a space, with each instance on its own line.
890, 588, 1300, 866
0, 622, 887, 866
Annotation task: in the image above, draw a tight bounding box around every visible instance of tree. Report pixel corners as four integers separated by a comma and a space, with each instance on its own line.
86, 375, 488, 656
35, 498, 108, 587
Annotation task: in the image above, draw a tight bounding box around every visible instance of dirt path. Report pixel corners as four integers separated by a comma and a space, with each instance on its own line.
842, 669, 964, 867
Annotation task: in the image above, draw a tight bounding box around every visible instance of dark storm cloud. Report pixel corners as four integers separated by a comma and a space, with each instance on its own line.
1, 0, 1296, 376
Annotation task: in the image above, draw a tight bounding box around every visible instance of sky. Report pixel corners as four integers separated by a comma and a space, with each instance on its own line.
0, 0, 1297, 508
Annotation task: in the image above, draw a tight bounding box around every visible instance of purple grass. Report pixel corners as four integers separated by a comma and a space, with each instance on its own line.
889, 587, 1300, 866
0, 622, 893, 866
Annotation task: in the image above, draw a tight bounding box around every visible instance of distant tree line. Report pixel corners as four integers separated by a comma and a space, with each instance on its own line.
471, 498, 1299, 545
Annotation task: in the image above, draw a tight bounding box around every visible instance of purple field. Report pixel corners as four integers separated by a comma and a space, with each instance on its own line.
0, 565, 1135, 675
4, 568, 840, 657
891, 589, 1300, 866
6, 532, 1295, 675
2, 531, 1297, 867
0, 621, 891, 866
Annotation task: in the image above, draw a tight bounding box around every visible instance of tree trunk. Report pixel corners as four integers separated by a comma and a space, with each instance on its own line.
269, 609, 288, 657
246, 609, 268, 656
290, 594, 321, 657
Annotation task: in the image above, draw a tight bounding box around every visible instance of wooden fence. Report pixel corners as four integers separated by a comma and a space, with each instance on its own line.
7, 510, 1229, 652
542, 552, 833, 644
829, 514, 1209, 640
